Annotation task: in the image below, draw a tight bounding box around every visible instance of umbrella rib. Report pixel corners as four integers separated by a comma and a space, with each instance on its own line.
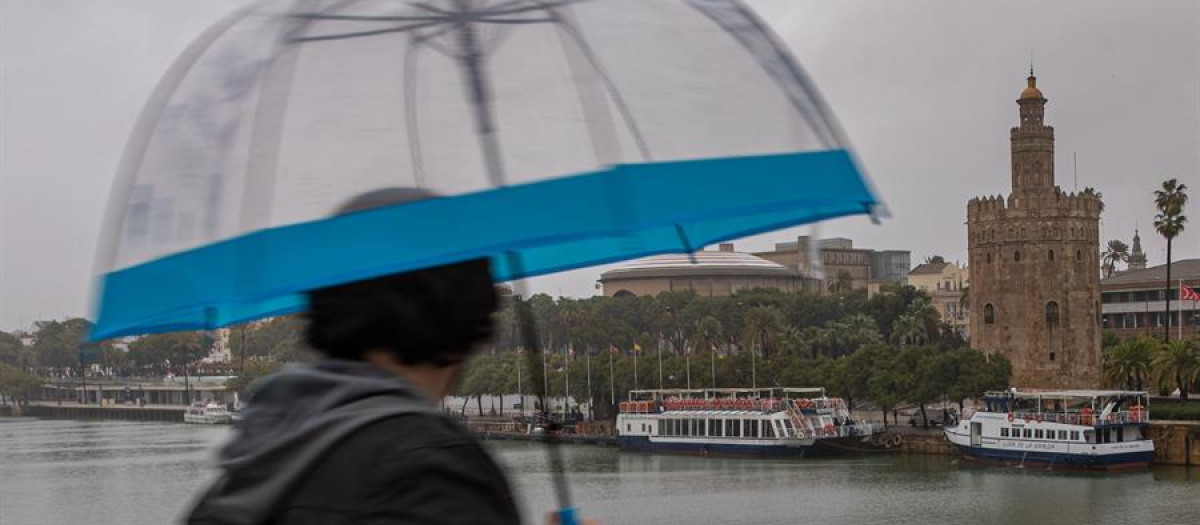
545, 5, 652, 161
402, 37, 426, 188
290, 13, 448, 22
291, 20, 445, 43
682, 0, 842, 149
477, 0, 595, 17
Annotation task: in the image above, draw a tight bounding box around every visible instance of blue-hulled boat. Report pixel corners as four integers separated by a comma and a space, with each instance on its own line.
944, 389, 1154, 471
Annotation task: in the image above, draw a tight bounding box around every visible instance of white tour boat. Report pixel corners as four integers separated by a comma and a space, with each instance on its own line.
945, 389, 1154, 470
616, 388, 879, 458
184, 402, 234, 425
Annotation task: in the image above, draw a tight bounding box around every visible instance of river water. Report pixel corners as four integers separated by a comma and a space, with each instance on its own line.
2, 418, 1198, 525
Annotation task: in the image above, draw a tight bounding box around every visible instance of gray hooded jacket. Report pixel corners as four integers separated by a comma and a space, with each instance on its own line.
185, 360, 517, 525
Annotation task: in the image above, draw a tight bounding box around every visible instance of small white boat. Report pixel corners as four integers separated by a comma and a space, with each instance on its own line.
184, 402, 233, 425
945, 389, 1154, 471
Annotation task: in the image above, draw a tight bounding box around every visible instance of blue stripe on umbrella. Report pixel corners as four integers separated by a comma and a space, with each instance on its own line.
91, 149, 873, 340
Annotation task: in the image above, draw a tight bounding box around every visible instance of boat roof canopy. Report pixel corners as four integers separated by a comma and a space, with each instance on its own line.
986, 389, 1149, 400
628, 387, 827, 397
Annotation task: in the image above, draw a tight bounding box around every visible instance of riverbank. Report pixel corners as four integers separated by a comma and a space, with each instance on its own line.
12, 402, 186, 422
6, 405, 1197, 467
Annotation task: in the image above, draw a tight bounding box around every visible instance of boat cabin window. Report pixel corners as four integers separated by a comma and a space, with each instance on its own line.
728, 419, 740, 437
781, 419, 794, 437
1034, 429, 1044, 439
1000, 428, 1009, 437
1058, 430, 1068, 440
1023, 428, 1032, 438
744, 419, 757, 438
1116, 427, 1124, 442
709, 419, 721, 437
763, 420, 775, 438
1084, 430, 1095, 444
1070, 431, 1080, 441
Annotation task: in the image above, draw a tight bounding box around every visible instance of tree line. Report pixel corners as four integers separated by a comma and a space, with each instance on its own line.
2, 283, 1012, 423
458, 284, 1010, 426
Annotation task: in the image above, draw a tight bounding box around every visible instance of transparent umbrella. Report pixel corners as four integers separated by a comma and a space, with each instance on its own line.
90, 0, 880, 521
93, 0, 878, 339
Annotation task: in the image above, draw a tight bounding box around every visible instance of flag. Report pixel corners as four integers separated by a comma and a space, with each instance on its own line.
568, 344, 576, 358
609, 344, 620, 356
633, 342, 642, 354
1182, 285, 1200, 301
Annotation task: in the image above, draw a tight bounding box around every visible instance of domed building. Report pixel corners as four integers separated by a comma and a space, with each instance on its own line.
599, 243, 802, 297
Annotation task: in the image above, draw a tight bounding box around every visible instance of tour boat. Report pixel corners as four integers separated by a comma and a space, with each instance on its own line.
944, 389, 1154, 470
616, 388, 879, 458
184, 402, 234, 425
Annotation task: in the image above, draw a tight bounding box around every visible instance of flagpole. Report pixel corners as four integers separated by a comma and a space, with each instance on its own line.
657, 337, 664, 389
634, 346, 639, 390
710, 346, 716, 389
564, 345, 570, 418
586, 351, 593, 421
1179, 279, 1184, 341
686, 351, 691, 390
609, 351, 615, 404
542, 349, 549, 413
517, 353, 523, 417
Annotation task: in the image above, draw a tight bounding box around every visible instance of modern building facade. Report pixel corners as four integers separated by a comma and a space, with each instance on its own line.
599, 243, 802, 297
1101, 259, 1200, 339
966, 72, 1102, 389
909, 262, 970, 338
871, 250, 912, 284
754, 237, 910, 293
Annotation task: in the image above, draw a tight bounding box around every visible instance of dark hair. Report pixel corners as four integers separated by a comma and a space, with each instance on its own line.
305, 189, 498, 366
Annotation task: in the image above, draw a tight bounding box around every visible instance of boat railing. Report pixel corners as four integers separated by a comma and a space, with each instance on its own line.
1008, 408, 1147, 426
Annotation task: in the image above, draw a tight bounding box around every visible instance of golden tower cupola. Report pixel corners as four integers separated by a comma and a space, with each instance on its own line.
1019, 74, 1044, 100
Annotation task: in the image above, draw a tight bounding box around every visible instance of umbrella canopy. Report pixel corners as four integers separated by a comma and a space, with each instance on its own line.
92, 0, 879, 340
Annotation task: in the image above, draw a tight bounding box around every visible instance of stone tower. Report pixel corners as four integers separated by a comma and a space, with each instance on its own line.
966, 72, 1102, 389
1128, 229, 1147, 270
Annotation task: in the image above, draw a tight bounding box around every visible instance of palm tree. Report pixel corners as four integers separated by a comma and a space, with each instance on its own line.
1154, 178, 1189, 341
1151, 339, 1200, 400
891, 313, 927, 346
742, 306, 784, 360
1102, 337, 1153, 390
924, 255, 947, 264
1101, 240, 1130, 278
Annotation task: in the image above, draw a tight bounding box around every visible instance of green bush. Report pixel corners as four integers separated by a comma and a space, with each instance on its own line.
1149, 403, 1200, 421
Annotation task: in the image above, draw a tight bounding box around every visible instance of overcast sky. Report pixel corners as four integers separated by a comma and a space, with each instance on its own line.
1, 0, 1197, 331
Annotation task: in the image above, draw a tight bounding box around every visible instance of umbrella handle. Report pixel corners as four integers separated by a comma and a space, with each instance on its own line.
555, 507, 579, 525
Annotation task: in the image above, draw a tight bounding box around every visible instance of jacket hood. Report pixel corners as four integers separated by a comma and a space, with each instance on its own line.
187, 360, 437, 525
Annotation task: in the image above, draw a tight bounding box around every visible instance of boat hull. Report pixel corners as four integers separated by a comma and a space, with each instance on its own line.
618, 436, 811, 458
953, 444, 1152, 471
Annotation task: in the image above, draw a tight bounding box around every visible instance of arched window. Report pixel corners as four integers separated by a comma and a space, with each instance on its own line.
613, 290, 636, 298
985, 304, 995, 325
1014, 251, 1022, 262
1046, 301, 1060, 328
987, 252, 993, 263
1076, 249, 1082, 261
1049, 352, 1056, 362
1048, 250, 1055, 261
